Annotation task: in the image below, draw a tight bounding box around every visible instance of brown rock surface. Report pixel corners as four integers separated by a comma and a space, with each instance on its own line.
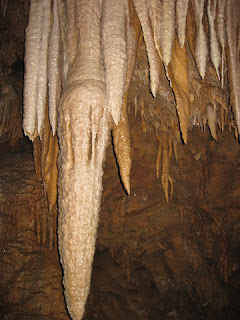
0, 107, 240, 320
83, 112, 240, 319
0, 1, 240, 319
0, 147, 68, 319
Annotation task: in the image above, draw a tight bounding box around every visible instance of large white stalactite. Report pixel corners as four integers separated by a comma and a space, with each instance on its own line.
57, 0, 108, 318
23, 0, 240, 319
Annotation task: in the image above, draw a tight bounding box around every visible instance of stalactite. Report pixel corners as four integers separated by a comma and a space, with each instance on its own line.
32, 105, 58, 247
57, 1, 109, 318
41, 110, 58, 217
48, 0, 61, 135
125, 0, 141, 91
36, 0, 51, 138
65, 1, 77, 71
23, 0, 43, 139
147, 0, 162, 58
167, 34, 190, 143
113, 91, 131, 195
161, 133, 174, 203
102, 0, 127, 125
207, 0, 221, 80
186, 0, 197, 56
208, 86, 228, 131
57, 0, 68, 82
176, 0, 189, 48
133, 0, 161, 96
216, 0, 226, 88
112, 3, 141, 195
206, 103, 217, 140
22, 1, 240, 319
161, 0, 175, 66
193, 0, 208, 79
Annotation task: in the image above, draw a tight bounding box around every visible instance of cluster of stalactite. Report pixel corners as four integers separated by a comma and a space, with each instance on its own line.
22, 0, 240, 319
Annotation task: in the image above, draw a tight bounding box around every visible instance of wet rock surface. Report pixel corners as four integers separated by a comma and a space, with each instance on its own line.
0, 112, 240, 320
85, 114, 240, 320
0, 147, 68, 320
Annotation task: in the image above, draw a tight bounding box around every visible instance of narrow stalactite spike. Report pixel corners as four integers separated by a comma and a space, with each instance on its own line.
216, 0, 226, 88
147, 0, 163, 58
36, 0, 51, 138
176, 0, 189, 48
102, 0, 127, 124
125, 0, 142, 91
206, 104, 217, 140
57, 0, 68, 83
23, 0, 44, 140
161, 0, 175, 66
133, 0, 161, 97
113, 91, 131, 195
167, 34, 190, 144
207, 0, 221, 81
112, 1, 141, 195
193, 0, 208, 79
48, 0, 61, 135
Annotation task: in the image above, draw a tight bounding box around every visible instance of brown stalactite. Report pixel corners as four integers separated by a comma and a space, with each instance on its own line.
32, 105, 58, 247
167, 34, 190, 144
113, 91, 131, 195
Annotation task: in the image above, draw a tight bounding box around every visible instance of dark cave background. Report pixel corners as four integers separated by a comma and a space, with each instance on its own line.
0, 1, 240, 319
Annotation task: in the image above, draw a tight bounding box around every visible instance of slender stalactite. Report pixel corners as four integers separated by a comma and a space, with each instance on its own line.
48, 0, 61, 135
112, 3, 141, 196
147, 0, 162, 58
216, 0, 226, 88
113, 91, 131, 195
206, 103, 217, 140
161, 0, 175, 66
23, 0, 43, 139
207, 0, 221, 80
36, 0, 51, 137
168, 35, 190, 143
193, 0, 208, 79
102, 0, 127, 125
133, 0, 161, 96
176, 0, 189, 48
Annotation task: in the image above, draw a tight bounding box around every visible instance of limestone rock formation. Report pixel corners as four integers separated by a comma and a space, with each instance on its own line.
0, 1, 240, 319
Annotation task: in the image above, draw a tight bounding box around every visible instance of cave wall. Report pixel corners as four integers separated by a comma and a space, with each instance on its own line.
0, 148, 68, 319
0, 0, 240, 319
86, 110, 240, 319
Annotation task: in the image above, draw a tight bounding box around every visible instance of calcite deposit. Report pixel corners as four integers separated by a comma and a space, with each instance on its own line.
0, 0, 239, 319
